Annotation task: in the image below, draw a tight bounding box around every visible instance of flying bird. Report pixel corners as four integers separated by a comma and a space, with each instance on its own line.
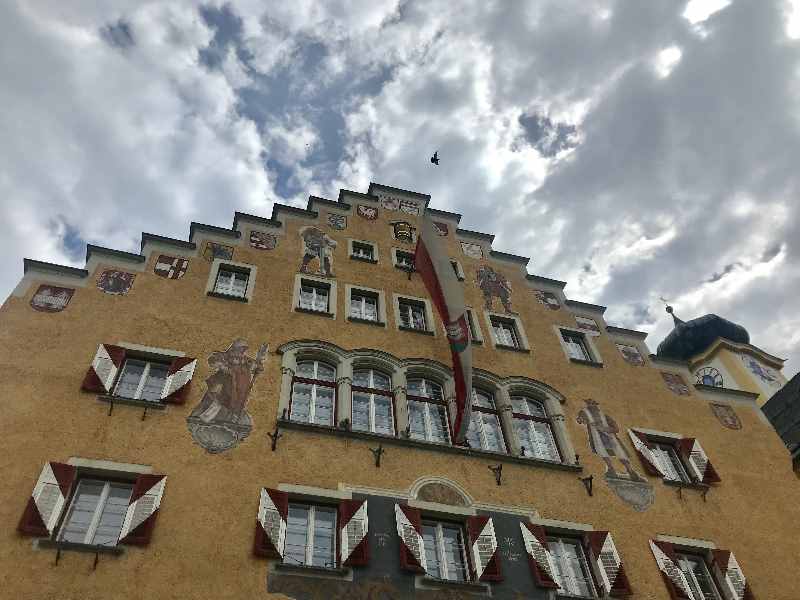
430, 151, 439, 165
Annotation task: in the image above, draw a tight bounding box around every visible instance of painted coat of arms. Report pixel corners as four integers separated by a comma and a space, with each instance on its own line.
460, 241, 483, 259
300, 226, 337, 277
576, 315, 601, 335
399, 199, 419, 214
534, 290, 560, 310
476, 265, 513, 313
710, 403, 742, 430
433, 221, 449, 236
357, 205, 377, 220
380, 195, 400, 211
153, 255, 189, 279
97, 270, 135, 295
661, 372, 691, 396
203, 241, 234, 262
187, 339, 268, 454
617, 343, 645, 366
250, 230, 278, 250
327, 214, 347, 230
30, 285, 74, 312
577, 399, 654, 512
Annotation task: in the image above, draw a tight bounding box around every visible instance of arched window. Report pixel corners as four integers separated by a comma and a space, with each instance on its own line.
290, 360, 336, 426
465, 388, 506, 453
510, 395, 560, 461
352, 368, 394, 435
407, 378, 450, 444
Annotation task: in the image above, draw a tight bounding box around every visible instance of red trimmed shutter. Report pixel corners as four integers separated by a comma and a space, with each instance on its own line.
161, 356, 197, 404
82, 344, 126, 393
466, 515, 502, 582
677, 438, 721, 484
586, 531, 632, 597
339, 499, 369, 567
519, 522, 559, 589
712, 550, 755, 600
627, 429, 666, 477
394, 503, 426, 573
649, 540, 697, 600
118, 474, 166, 545
253, 488, 288, 558
18, 462, 76, 537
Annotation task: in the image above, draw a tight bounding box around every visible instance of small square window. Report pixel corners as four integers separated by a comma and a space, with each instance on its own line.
562, 330, 592, 362
395, 251, 415, 270
59, 479, 134, 547
675, 552, 725, 600
466, 310, 480, 343
351, 242, 375, 262
490, 316, 520, 348
283, 503, 337, 568
299, 280, 330, 313
547, 536, 598, 597
350, 290, 379, 322
422, 521, 470, 582
214, 266, 249, 298
114, 358, 170, 402
651, 442, 692, 483
398, 299, 427, 331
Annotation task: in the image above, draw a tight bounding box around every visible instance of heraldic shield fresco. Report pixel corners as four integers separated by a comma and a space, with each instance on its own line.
187, 339, 268, 454
576, 399, 655, 512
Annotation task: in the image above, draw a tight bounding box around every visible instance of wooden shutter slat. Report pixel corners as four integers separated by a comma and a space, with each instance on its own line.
649, 540, 697, 600
17, 462, 76, 537
627, 429, 666, 477
677, 438, 721, 484
712, 549, 754, 600
254, 488, 288, 558
82, 344, 126, 393
519, 522, 559, 589
162, 357, 197, 404
119, 474, 166, 545
467, 515, 502, 582
339, 499, 369, 567
587, 531, 632, 597
394, 503, 426, 573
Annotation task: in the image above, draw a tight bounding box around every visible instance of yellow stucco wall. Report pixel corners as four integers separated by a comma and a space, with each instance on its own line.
1, 197, 799, 599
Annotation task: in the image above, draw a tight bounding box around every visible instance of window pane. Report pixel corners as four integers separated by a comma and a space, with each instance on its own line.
115, 360, 145, 399
312, 507, 336, 568
412, 306, 426, 329
350, 296, 362, 318
92, 484, 132, 546
60, 480, 105, 544
422, 525, 442, 579
314, 387, 334, 426
482, 414, 506, 452
372, 371, 391, 391
408, 400, 427, 440
364, 297, 377, 320
351, 392, 371, 432
299, 287, 314, 310
296, 361, 315, 378
551, 538, 595, 597
353, 370, 371, 388
316, 363, 336, 382
374, 396, 394, 435
472, 389, 495, 410
284, 505, 310, 565
140, 364, 168, 401
531, 421, 560, 461
430, 404, 450, 443
314, 288, 328, 311
441, 526, 468, 582
466, 413, 483, 449
290, 383, 312, 422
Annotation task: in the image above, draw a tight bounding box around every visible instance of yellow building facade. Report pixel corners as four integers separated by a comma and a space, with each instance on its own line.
1, 182, 798, 599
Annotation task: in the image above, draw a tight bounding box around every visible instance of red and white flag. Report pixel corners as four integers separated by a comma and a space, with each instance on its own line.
415, 215, 472, 443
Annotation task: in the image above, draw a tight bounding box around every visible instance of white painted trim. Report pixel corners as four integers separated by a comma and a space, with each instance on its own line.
464, 307, 484, 344
449, 259, 465, 281
655, 534, 716, 550
408, 499, 476, 516
393, 293, 437, 337
391, 247, 416, 269
339, 483, 410, 500
409, 476, 473, 505
277, 483, 353, 501
484, 310, 531, 351
67, 457, 153, 474
631, 426, 683, 441
267, 560, 354, 581
344, 284, 387, 324
205, 258, 258, 303
292, 273, 338, 318
554, 325, 603, 364
347, 238, 379, 263
528, 516, 594, 532
116, 342, 185, 358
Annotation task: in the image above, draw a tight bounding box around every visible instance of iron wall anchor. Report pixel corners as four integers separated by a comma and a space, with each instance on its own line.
489, 464, 503, 486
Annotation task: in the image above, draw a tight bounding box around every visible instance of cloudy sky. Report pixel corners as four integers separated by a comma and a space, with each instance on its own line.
1, 0, 799, 376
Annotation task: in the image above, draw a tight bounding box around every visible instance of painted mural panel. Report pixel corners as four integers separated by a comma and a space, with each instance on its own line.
575, 315, 600, 335
661, 372, 691, 396
299, 226, 337, 277
96, 270, 135, 295
576, 399, 654, 512
30, 285, 74, 312
695, 366, 723, 387
153, 255, 189, 279
476, 266, 513, 313
533, 290, 560, 310
432, 221, 449, 236
187, 339, 268, 453
740, 354, 781, 388
357, 205, 378, 220
203, 241, 234, 261
710, 403, 742, 430
460, 241, 483, 259
399, 199, 419, 215
327, 214, 347, 230
250, 230, 278, 250
379, 194, 400, 211
616, 343, 644, 366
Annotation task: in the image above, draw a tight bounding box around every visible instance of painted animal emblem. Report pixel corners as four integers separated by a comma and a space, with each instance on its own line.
250, 230, 278, 250
476, 265, 513, 312
327, 214, 347, 230
30, 285, 74, 312
617, 344, 645, 366
433, 221, 449, 236
356, 205, 377, 220
380, 195, 400, 211
534, 290, 560, 310
661, 372, 691, 396
203, 241, 234, 262
399, 199, 419, 214
153, 255, 189, 279
97, 270, 135, 295
460, 241, 483, 259
710, 403, 742, 430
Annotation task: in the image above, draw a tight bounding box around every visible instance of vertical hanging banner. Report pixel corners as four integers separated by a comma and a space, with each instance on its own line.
415, 214, 472, 443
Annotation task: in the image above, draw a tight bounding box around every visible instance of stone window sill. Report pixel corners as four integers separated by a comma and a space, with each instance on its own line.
495, 344, 530, 354
38, 539, 124, 555
348, 317, 386, 327
350, 255, 378, 264
394, 265, 415, 272
275, 563, 349, 577
399, 325, 434, 336
97, 395, 166, 411
207, 291, 248, 303
295, 307, 335, 318
663, 479, 709, 491
421, 576, 488, 593
279, 419, 581, 472
569, 358, 603, 368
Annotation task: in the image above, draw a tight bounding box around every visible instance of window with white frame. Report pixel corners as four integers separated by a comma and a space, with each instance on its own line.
422, 520, 470, 582
394, 250, 415, 270
511, 395, 560, 461
213, 265, 249, 298
283, 503, 337, 568
465, 389, 506, 452
351, 241, 376, 262
299, 280, 331, 313
59, 479, 133, 546
290, 360, 336, 426
650, 442, 691, 483
562, 330, 593, 361
113, 358, 170, 402
548, 536, 597, 598
450, 260, 465, 281
675, 552, 723, 600
352, 369, 394, 435
465, 310, 481, 343
491, 316, 521, 348
407, 378, 450, 444
350, 290, 379, 322
398, 298, 427, 331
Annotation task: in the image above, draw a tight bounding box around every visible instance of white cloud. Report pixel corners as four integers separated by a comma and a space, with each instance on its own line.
654, 46, 683, 78
683, 0, 732, 24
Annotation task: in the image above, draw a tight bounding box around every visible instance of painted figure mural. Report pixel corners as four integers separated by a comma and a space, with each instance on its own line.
203, 241, 234, 261
710, 403, 742, 430
187, 339, 268, 453
96, 270, 135, 295
250, 230, 278, 250
576, 399, 654, 511
299, 226, 337, 277
476, 266, 513, 313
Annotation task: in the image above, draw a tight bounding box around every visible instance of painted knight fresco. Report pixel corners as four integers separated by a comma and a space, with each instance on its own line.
187, 339, 267, 453
476, 266, 513, 313
576, 399, 654, 511
299, 226, 337, 277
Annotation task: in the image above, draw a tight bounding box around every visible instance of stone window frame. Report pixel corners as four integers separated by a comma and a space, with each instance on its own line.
347, 239, 379, 264
483, 311, 530, 352
391, 247, 416, 271
292, 273, 338, 319
554, 325, 603, 367
344, 284, 387, 326
450, 259, 466, 281
393, 293, 437, 337
464, 308, 484, 345
205, 258, 257, 303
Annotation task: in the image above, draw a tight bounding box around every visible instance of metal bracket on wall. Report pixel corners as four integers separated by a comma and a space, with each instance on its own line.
676, 486, 684, 500
579, 475, 593, 496
489, 464, 503, 486
92, 552, 100, 571
141, 406, 148, 421
701, 487, 709, 502
107, 398, 114, 416
574, 454, 580, 466
370, 444, 385, 468
54, 548, 61, 566
267, 422, 282, 452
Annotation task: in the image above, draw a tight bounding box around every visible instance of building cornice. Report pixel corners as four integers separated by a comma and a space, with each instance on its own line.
23, 259, 88, 278
140, 233, 197, 253
188, 222, 241, 242
564, 299, 607, 315
456, 228, 495, 242
606, 326, 648, 340
525, 274, 567, 290
85, 244, 146, 265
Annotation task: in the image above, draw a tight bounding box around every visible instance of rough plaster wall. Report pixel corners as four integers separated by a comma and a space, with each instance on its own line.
0, 203, 799, 599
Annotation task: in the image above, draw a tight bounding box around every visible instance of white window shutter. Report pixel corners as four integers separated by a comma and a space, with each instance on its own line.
678, 438, 721, 484
712, 550, 751, 600
649, 540, 697, 600
394, 503, 427, 573
339, 499, 369, 566
86, 344, 126, 393
119, 475, 166, 544
23, 462, 75, 536
587, 531, 631, 596
628, 429, 666, 477
162, 357, 197, 402
519, 522, 559, 588
467, 516, 501, 581
257, 488, 287, 558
